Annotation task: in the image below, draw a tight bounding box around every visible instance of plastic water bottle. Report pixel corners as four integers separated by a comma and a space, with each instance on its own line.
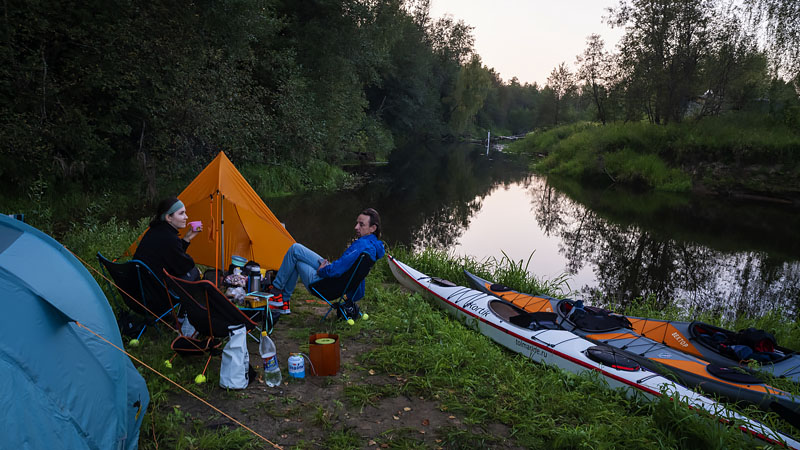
259, 331, 282, 387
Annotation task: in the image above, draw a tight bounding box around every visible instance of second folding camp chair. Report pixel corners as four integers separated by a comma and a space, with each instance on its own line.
97, 252, 180, 341
308, 251, 375, 323
162, 271, 258, 354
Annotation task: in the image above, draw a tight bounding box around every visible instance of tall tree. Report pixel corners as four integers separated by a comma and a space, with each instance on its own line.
576, 34, 611, 124
444, 55, 492, 135
608, 0, 713, 123
745, 0, 800, 80
699, 5, 768, 115
504, 78, 542, 134
474, 68, 510, 133
546, 62, 575, 125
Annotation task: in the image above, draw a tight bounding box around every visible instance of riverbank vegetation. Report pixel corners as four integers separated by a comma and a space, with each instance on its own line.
506, 113, 800, 194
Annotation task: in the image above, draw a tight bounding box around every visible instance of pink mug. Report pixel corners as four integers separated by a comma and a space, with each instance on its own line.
188, 221, 202, 231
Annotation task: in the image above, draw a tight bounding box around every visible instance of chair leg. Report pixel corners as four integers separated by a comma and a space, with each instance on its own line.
135, 325, 147, 341
338, 303, 351, 322
321, 304, 336, 322
314, 291, 363, 324
153, 305, 178, 335
313, 290, 339, 322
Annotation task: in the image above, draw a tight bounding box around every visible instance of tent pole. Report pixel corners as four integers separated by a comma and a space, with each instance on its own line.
220, 194, 225, 275
213, 191, 220, 288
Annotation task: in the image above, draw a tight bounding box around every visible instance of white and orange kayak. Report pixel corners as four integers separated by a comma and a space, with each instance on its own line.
462, 269, 800, 429
387, 255, 800, 449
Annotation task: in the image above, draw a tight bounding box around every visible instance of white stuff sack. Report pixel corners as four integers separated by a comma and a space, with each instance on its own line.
178, 314, 197, 338
226, 286, 246, 304
220, 324, 249, 389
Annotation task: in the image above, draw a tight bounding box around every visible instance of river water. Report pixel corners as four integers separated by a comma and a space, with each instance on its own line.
268, 143, 800, 319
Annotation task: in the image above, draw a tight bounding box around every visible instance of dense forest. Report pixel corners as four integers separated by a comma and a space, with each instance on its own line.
1, 0, 494, 198
1, 0, 798, 201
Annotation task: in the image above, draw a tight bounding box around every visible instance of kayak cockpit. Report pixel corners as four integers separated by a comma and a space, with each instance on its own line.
489, 300, 560, 331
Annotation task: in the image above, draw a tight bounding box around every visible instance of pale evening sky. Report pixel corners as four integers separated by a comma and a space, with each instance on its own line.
429, 0, 625, 86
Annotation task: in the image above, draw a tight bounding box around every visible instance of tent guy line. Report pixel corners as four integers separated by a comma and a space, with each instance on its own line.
69, 248, 181, 333
77, 248, 225, 355
74, 320, 282, 449
69, 246, 283, 447
0, 214, 148, 449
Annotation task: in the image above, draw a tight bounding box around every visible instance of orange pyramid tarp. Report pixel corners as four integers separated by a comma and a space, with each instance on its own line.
126, 152, 295, 271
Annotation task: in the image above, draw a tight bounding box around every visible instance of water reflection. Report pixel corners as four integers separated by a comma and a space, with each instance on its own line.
267, 143, 800, 320
268, 142, 530, 260
532, 177, 800, 319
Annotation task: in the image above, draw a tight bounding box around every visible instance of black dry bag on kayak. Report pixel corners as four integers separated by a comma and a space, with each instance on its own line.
735, 328, 777, 352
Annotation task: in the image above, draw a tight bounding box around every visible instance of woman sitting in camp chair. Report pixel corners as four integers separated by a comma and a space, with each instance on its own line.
267, 208, 385, 316
134, 197, 203, 282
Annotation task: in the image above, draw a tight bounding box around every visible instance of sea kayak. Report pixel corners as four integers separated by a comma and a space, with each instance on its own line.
625, 317, 800, 384
463, 270, 800, 427
387, 256, 800, 449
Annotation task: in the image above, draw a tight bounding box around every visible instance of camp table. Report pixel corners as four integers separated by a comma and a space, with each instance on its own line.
238, 291, 275, 340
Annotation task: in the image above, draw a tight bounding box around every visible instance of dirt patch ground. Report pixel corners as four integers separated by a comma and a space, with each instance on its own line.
164, 295, 519, 449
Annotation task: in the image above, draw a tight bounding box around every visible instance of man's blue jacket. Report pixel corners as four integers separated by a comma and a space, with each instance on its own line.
317, 233, 385, 302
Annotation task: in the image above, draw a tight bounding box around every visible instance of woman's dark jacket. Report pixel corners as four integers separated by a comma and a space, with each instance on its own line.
133, 221, 196, 280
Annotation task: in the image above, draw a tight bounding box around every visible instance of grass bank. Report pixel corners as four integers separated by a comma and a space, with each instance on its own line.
507, 114, 800, 196
61, 212, 800, 448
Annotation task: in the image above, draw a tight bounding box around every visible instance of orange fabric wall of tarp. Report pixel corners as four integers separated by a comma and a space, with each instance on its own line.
126, 152, 295, 272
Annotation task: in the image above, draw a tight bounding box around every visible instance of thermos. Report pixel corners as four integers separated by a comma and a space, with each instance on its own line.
248, 264, 261, 292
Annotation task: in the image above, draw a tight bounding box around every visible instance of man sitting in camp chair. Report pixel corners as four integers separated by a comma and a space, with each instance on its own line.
267, 208, 385, 316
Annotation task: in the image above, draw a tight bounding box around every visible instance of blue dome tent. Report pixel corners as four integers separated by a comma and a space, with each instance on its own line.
0, 215, 149, 449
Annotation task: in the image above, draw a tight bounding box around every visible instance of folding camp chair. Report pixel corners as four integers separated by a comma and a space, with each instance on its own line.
308, 252, 375, 323
162, 272, 258, 354
97, 252, 180, 341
